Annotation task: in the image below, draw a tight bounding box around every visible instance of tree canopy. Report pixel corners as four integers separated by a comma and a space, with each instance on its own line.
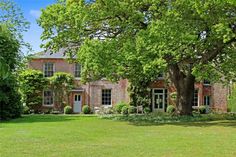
0, 25, 22, 119
39, 0, 236, 115
0, 0, 30, 53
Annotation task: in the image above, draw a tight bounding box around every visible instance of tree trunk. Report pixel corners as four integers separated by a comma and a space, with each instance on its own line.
168, 64, 195, 115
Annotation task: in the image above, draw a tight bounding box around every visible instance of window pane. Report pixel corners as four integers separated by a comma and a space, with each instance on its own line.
192, 89, 198, 106
204, 96, 210, 106
74, 63, 81, 78
44, 90, 53, 105
44, 63, 54, 77
102, 89, 111, 105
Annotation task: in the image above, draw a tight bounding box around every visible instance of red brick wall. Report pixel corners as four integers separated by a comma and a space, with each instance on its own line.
29, 58, 228, 112
29, 59, 129, 111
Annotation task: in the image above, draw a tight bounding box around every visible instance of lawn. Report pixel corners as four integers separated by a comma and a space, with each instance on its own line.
1, 115, 236, 157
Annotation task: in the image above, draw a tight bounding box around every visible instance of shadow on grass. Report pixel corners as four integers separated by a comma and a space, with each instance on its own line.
101, 114, 236, 128
129, 120, 236, 128
1, 114, 97, 124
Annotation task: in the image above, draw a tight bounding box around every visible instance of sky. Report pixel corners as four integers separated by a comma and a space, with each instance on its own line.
14, 0, 57, 54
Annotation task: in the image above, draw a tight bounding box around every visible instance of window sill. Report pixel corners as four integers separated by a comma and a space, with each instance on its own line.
75, 77, 81, 80
43, 104, 54, 107
102, 105, 112, 108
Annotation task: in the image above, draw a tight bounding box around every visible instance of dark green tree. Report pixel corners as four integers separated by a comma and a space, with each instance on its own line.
0, 25, 22, 119
39, 0, 236, 115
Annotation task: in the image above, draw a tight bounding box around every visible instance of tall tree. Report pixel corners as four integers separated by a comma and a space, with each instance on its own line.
0, 25, 22, 119
39, 0, 236, 115
0, 0, 30, 54
0, 0, 29, 119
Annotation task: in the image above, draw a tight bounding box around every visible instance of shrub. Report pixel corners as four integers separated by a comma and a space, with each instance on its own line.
115, 102, 128, 114
167, 105, 176, 114
82, 105, 91, 114
121, 106, 129, 115
199, 106, 206, 114
23, 105, 30, 114
128, 106, 136, 114
19, 69, 48, 112
64, 105, 73, 114
144, 107, 151, 114
96, 106, 114, 115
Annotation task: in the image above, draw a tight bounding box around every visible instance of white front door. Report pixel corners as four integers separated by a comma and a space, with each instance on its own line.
152, 89, 165, 111
74, 94, 82, 113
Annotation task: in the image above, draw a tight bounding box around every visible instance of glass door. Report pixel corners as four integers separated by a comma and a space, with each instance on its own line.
152, 89, 165, 111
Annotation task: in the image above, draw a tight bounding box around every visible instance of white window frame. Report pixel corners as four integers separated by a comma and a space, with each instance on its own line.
43, 90, 54, 106
204, 95, 211, 106
101, 89, 112, 106
152, 88, 166, 111
157, 73, 164, 80
43, 62, 55, 77
74, 63, 82, 79
192, 89, 199, 107
203, 80, 211, 86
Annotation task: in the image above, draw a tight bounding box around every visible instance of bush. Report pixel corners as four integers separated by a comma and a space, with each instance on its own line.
128, 106, 136, 114
82, 105, 91, 114
115, 102, 128, 114
167, 105, 176, 114
144, 107, 151, 114
0, 76, 23, 120
64, 105, 73, 114
199, 106, 206, 114
96, 106, 114, 115
121, 106, 129, 115
23, 105, 30, 114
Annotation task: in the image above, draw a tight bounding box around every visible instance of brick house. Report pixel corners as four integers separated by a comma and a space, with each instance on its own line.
29, 51, 229, 113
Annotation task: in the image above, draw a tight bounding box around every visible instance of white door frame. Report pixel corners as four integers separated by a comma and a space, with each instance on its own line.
152, 88, 165, 111
73, 93, 82, 113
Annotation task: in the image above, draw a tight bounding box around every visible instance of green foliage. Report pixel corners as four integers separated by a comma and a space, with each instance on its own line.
39, 0, 236, 114
49, 72, 74, 110
102, 113, 236, 124
228, 84, 236, 112
143, 107, 151, 114
121, 106, 129, 115
64, 105, 73, 114
199, 106, 207, 114
128, 106, 136, 114
0, 25, 22, 120
0, 0, 30, 52
82, 105, 91, 114
167, 105, 176, 114
97, 106, 114, 115
19, 69, 48, 111
170, 92, 177, 100
128, 82, 151, 107
23, 105, 30, 114
114, 102, 128, 114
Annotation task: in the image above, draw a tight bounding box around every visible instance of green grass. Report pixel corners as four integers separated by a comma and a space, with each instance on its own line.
1, 115, 236, 157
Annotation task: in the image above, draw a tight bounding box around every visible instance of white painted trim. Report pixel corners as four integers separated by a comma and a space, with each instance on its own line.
152, 88, 165, 111
74, 63, 82, 79
43, 62, 55, 77
73, 93, 82, 113
42, 90, 54, 107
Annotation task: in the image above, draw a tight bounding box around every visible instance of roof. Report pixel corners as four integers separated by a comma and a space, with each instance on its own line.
32, 48, 76, 59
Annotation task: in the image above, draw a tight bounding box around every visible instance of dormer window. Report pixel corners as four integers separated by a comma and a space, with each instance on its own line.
203, 80, 211, 86
74, 63, 82, 78
44, 63, 54, 77
157, 73, 164, 79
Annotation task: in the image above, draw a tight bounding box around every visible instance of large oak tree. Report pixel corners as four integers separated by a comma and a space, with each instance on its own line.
39, 0, 236, 115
